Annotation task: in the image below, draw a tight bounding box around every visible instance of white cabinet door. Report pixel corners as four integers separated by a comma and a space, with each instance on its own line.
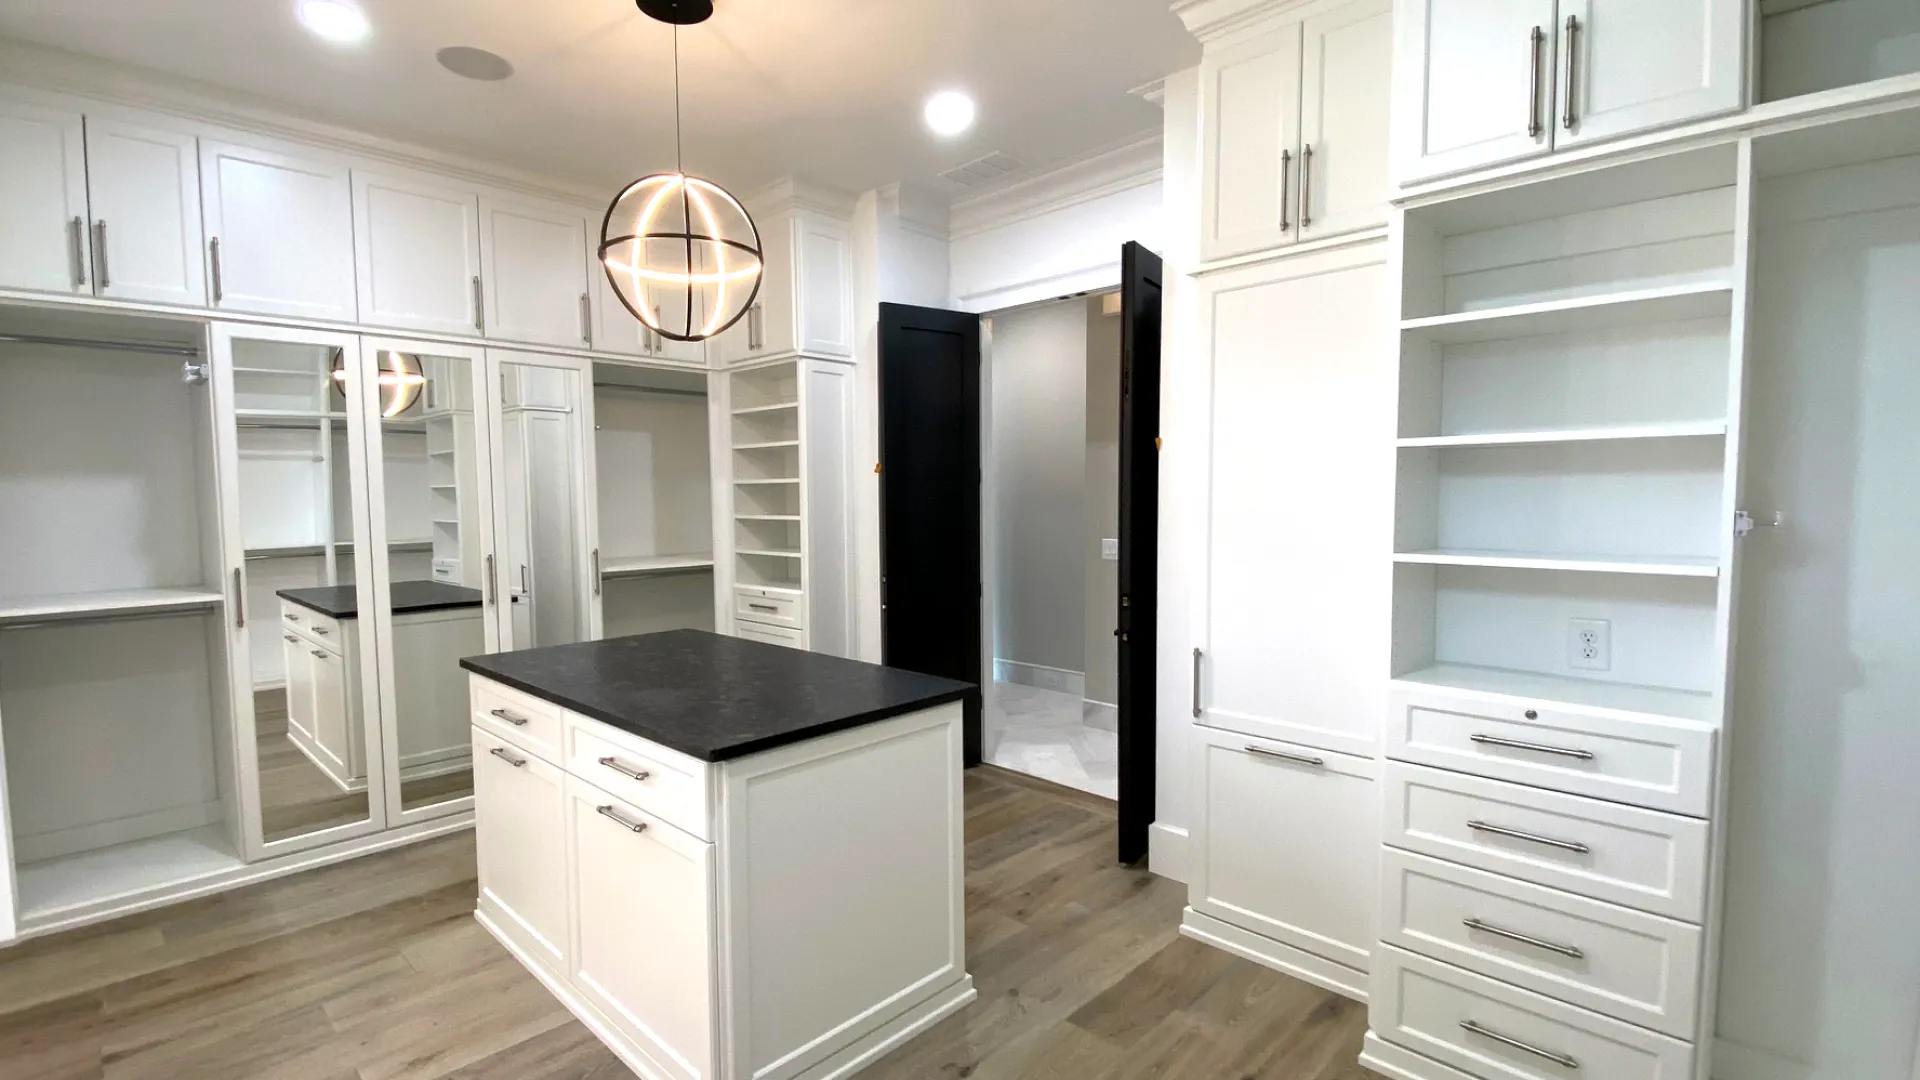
1554, 0, 1743, 149
1299, 0, 1394, 241
1199, 24, 1303, 260
795, 215, 851, 356
0, 98, 89, 294
568, 779, 716, 1080
309, 646, 350, 777
353, 170, 483, 336
201, 140, 357, 320
594, 247, 710, 363
473, 727, 569, 969
282, 634, 316, 742
82, 117, 204, 306
1191, 729, 1379, 972
1392, 0, 1556, 184
480, 197, 592, 348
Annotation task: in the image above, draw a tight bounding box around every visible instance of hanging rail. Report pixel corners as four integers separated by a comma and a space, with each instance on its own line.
0, 332, 200, 358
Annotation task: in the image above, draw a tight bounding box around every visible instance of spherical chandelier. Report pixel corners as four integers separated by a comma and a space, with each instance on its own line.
599, 0, 763, 344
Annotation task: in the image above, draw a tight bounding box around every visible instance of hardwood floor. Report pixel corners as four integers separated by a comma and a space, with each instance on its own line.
0, 765, 1371, 1080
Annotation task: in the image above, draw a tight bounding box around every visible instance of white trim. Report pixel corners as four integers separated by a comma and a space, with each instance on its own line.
949, 133, 1165, 240
1709, 1038, 1813, 1080
1180, 907, 1369, 1002
1359, 1033, 1479, 1080
1147, 823, 1189, 883
955, 261, 1126, 316
10, 801, 226, 864
992, 659, 1086, 696
1184, 224, 1391, 278
746, 176, 860, 221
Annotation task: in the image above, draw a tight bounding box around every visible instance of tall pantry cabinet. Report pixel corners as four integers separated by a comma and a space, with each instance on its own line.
1174, 0, 1396, 1000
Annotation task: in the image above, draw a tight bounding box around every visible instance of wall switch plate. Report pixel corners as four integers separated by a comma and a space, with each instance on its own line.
1569, 618, 1611, 671
1101, 538, 1119, 561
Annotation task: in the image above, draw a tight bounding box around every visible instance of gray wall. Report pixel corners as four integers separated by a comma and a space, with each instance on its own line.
1083, 295, 1122, 705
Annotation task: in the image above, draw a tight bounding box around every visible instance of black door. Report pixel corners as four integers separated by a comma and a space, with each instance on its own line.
1116, 242, 1164, 865
878, 302, 984, 766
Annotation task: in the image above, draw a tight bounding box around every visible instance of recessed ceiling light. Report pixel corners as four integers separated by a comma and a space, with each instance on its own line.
923, 91, 977, 138
298, 0, 370, 44
437, 46, 515, 81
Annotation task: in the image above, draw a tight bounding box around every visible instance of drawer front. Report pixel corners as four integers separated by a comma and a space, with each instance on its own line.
565, 714, 712, 841
471, 675, 564, 761
1371, 946, 1695, 1080
280, 601, 343, 652
1381, 848, 1701, 1037
1384, 763, 1708, 920
736, 619, 803, 649
1387, 686, 1716, 816
733, 585, 803, 630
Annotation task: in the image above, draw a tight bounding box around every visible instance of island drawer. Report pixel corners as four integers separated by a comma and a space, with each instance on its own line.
280, 600, 342, 652
566, 715, 713, 841
472, 675, 564, 762
736, 620, 803, 649
734, 585, 803, 630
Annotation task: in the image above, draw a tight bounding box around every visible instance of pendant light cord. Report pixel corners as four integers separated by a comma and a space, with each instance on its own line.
673, 25, 684, 176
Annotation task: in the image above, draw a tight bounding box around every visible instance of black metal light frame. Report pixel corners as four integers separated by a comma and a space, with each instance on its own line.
597, 177, 764, 344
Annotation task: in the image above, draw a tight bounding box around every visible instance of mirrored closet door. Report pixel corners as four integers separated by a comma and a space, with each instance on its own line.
486, 351, 599, 650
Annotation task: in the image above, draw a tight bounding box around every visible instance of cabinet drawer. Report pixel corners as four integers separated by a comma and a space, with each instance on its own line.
736, 620, 803, 649
280, 601, 342, 651
1384, 763, 1707, 921
733, 585, 802, 629
471, 675, 564, 762
1387, 684, 1716, 816
565, 714, 712, 842
1371, 946, 1694, 1080
1380, 848, 1701, 1037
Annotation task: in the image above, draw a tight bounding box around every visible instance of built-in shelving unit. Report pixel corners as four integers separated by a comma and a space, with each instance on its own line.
600, 552, 715, 579
1399, 282, 1734, 344
0, 587, 228, 627
1390, 550, 1722, 577
1395, 420, 1727, 448
729, 361, 804, 594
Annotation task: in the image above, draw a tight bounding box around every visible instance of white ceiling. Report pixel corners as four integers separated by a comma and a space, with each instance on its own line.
0, 0, 1198, 198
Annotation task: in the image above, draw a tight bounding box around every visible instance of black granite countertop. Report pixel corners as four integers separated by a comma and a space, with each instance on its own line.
278, 580, 484, 620
459, 629, 974, 762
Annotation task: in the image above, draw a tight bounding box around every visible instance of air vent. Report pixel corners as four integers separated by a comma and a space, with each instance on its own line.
938, 151, 1028, 188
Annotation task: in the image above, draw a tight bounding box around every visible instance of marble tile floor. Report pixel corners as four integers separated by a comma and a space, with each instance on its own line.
985, 680, 1119, 800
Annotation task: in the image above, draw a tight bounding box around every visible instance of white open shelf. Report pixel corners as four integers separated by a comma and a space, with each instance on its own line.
0, 587, 227, 626
1394, 550, 1720, 577
735, 514, 801, 522
1401, 283, 1734, 345
1393, 663, 1717, 724
733, 439, 801, 451
1397, 420, 1727, 448
600, 552, 715, 579
738, 548, 802, 559
734, 478, 800, 486
15, 825, 243, 921
732, 402, 798, 416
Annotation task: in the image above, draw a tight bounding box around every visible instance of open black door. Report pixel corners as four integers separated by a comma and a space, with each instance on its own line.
1116, 242, 1163, 865
878, 302, 984, 766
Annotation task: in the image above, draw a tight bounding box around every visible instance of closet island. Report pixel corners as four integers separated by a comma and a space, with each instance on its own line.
460, 629, 976, 1080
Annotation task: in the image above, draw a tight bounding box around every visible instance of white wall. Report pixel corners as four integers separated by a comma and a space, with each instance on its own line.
1083, 295, 1122, 708
594, 389, 713, 560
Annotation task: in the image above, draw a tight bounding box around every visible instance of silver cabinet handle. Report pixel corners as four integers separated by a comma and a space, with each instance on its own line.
1527, 26, 1545, 138
311, 649, 329, 659
485, 553, 497, 605
93, 220, 110, 288
1278, 149, 1292, 232
1246, 744, 1325, 768
1469, 734, 1595, 761
749, 303, 764, 350
209, 237, 224, 305
591, 548, 601, 595
1463, 917, 1585, 959
1460, 1020, 1580, 1071
748, 602, 778, 613
284, 612, 299, 623
232, 567, 245, 628
1191, 647, 1203, 718
596, 804, 649, 833
598, 755, 652, 782
472, 276, 485, 332
579, 293, 592, 345
1563, 14, 1580, 131
489, 707, 530, 727
283, 634, 299, 643
652, 305, 665, 353
1299, 144, 1314, 230
311, 626, 329, 636
69, 216, 87, 288
489, 745, 527, 768
1467, 819, 1591, 854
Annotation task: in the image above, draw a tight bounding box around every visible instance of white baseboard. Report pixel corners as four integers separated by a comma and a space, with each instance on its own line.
993, 659, 1085, 696
1180, 907, 1368, 1003
1359, 1033, 1477, 1080
1147, 823, 1188, 883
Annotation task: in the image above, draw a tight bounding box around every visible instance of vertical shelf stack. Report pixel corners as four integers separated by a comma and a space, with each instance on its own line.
728, 360, 806, 648
421, 356, 480, 587
1366, 145, 1752, 1079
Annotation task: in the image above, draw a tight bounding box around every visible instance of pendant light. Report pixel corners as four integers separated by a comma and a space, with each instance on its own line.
331, 348, 426, 418
598, 0, 763, 344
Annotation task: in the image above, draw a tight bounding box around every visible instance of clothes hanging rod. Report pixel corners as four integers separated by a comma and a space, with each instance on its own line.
0, 332, 200, 358
591, 382, 708, 398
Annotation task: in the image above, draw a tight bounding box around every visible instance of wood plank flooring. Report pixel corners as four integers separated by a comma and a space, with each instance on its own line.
0, 765, 1372, 1080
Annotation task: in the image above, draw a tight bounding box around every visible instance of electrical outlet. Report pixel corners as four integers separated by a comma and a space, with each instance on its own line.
1569, 618, 1611, 672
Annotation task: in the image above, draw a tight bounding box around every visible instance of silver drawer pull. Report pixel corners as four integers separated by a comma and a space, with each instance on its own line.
1245, 745, 1324, 768
599, 756, 652, 782
311, 626, 329, 636
489, 746, 527, 768
1463, 917, 1585, 959
1469, 734, 1595, 761
1467, 819, 1591, 855
489, 707, 530, 727
748, 602, 779, 613
1460, 1020, 1580, 1070
310, 649, 329, 660
283, 634, 299, 643
597, 805, 649, 833
285, 613, 300, 622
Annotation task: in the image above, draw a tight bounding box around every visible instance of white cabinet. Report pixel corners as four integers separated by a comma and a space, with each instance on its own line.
474, 727, 569, 968
713, 210, 852, 364
81, 117, 204, 306
201, 139, 357, 320
480, 196, 593, 349
1194, 0, 1391, 261
0, 98, 89, 295
1391, 0, 1742, 184
593, 260, 709, 363
353, 170, 484, 336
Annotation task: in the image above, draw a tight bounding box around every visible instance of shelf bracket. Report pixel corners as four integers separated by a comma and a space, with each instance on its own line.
1735, 510, 1784, 539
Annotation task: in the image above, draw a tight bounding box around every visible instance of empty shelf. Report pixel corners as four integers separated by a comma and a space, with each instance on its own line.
1393, 663, 1717, 724
734, 440, 801, 451
734, 478, 800, 486
1394, 550, 1720, 577
0, 587, 227, 626
735, 514, 801, 522
737, 548, 803, 559
1397, 421, 1727, 448
1401, 283, 1734, 345
16, 825, 244, 922
732, 402, 799, 415
600, 553, 716, 578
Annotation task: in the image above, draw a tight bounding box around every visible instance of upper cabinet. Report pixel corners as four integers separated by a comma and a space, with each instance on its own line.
202, 139, 358, 321
353, 169, 484, 337
591, 243, 710, 365
0, 97, 91, 295
713, 205, 852, 365
479, 196, 593, 350
1193, 0, 1393, 262
1392, 0, 1743, 185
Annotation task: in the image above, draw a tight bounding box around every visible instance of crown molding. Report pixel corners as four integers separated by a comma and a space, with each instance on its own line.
876, 183, 951, 242
746, 176, 860, 220
948, 131, 1163, 240
1172, 0, 1323, 42
1131, 78, 1169, 108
